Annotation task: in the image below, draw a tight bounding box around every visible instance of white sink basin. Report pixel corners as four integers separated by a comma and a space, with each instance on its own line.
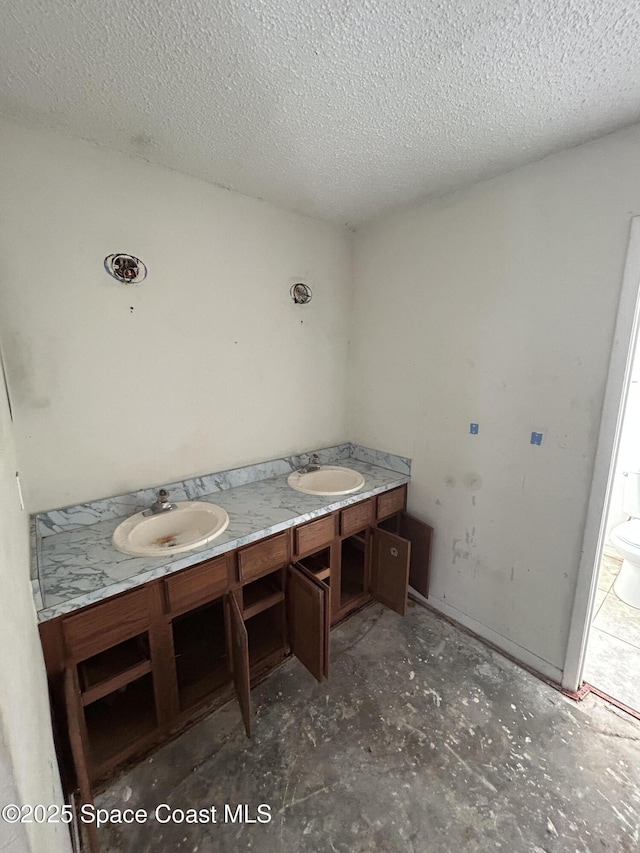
287, 466, 365, 496
112, 502, 230, 557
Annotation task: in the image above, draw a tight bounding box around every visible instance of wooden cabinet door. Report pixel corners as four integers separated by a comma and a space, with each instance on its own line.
399, 513, 433, 598
227, 594, 252, 738
288, 564, 329, 682
370, 528, 411, 616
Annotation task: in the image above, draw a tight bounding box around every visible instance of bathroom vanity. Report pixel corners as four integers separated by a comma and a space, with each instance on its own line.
34, 448, 432, 846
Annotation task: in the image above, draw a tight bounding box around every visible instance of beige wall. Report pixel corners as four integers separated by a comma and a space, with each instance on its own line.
350, 125, 640, 677
0, 117, 351, 512
0, 733, 30, 852
0, 343, 70, 852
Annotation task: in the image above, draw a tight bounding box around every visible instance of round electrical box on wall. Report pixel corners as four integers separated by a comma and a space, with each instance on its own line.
290, 283, 312, 304
104, 253, 148, 284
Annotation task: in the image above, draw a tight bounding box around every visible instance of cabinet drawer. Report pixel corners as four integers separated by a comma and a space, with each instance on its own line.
376, 486, 406, 520
294, 514, 336, 557
165, 556, 229, 615
238, 533, 289, 583
340, 499, 374, 537
63, 587, 151, 662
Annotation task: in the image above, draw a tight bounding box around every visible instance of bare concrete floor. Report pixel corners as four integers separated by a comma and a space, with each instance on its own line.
96, 602, 640, 852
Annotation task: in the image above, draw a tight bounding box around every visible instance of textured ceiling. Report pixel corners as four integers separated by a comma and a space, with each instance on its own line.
2, 0, 640, 224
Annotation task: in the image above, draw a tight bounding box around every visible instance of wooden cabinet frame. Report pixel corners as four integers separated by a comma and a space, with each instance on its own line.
40, 484, 433, 830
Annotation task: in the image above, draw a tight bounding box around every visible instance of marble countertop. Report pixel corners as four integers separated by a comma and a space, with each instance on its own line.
36, 459, 409, 623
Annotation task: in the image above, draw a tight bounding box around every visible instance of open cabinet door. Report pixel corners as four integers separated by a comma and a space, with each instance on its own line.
227, 594, 252, 738
399, 513, 433, 598
64, 667, 100, 853
370, 528, 411, 616
288, 564, 329, 682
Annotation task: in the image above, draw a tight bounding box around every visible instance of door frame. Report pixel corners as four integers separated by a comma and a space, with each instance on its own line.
563, 217, 640, 692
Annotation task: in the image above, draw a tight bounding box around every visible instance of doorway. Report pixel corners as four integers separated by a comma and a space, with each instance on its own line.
563, 217, 640, 703
583, 361, 640, 711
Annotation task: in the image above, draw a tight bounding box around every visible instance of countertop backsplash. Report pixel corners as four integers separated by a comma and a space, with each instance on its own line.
35, 444, 410, 537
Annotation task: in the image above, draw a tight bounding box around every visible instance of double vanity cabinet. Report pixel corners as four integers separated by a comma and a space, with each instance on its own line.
38, 483, 432, 836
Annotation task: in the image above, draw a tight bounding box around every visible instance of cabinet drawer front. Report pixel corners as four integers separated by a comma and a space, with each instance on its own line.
294, 514, 336, 557
63, 588, 151, 661
376, 486, 406, 520
340, 499, 374, 537
165, 556, 229, 615
238, 533, 289, 582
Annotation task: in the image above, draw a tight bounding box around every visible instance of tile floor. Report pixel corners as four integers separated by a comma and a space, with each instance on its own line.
585, 547, 640, 711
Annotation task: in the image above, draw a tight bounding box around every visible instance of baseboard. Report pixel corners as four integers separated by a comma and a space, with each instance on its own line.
409, 589, 564, 685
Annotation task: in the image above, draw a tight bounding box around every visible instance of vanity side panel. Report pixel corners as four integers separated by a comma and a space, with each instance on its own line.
39, 618, 74, 792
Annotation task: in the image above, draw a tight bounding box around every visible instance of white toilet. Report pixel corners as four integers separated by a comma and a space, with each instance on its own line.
610, 469, 640, 609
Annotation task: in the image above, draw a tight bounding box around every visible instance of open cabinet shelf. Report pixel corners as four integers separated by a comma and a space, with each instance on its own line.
242, 571, 285, 620
246, 601, 286, 667
78, 634, 152, 706
297, 548, 331, 583
172, 598, 231, 712
84, 673, 157, 770
340, 535, 366, 608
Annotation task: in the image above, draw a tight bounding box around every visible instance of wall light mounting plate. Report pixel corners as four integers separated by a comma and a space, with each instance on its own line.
104, 253, 147, 284
291, 282, 312, 304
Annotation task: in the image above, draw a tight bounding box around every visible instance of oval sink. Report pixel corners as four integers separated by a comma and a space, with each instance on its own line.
287, 466, 365, 496
112, 502, 229, 557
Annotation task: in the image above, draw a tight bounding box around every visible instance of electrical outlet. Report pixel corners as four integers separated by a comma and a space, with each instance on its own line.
530, 432, 543, 446
469, 423, 479, 435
